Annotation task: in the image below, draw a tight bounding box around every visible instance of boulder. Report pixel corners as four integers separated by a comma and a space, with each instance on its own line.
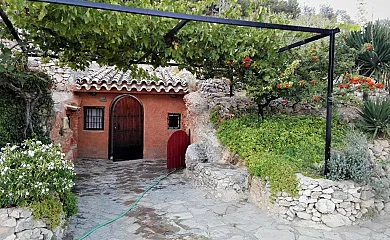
315, 199, 335, 214
361, 191, 375, 201
297, 212, 312, 220
321, 214, 351, 228
185, 143, 208, 170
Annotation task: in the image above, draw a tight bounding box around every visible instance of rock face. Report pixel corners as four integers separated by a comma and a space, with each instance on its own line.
184, 80, 251, 202
0, 208, 65, 240
185, 143, 208, 170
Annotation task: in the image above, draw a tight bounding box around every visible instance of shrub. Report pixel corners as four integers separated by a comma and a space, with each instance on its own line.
326, 130, 371, 183
0, 139, 77, 228
357, 98, 390, 139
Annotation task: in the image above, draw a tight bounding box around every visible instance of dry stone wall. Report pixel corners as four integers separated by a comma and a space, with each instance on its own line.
0, 208, 65, 240
250, 160, 390, 228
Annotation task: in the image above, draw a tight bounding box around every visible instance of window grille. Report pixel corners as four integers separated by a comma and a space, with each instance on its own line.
84, 107, 104, 130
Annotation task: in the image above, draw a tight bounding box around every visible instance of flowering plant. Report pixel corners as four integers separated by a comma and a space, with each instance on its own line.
0, 139, 75, 207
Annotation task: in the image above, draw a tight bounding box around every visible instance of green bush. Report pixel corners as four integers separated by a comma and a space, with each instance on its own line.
29, 195, 63, 229
358, 98, 390, 139
216, 114, 345, 196
0, 139, 77, 228
326, 130, 372, 183
60, 190, 78, 218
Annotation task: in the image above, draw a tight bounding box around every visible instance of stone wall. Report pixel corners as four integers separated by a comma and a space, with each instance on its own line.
0, 208, 65, 240
28, 57, 81, 161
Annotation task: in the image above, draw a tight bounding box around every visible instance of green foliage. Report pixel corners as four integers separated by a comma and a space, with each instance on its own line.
326, 130, 371, 183
29, 195, 63, 229
209, 107, 222, 127
345, 21, 390, 82
357, 98, 390, 138
59, 190, 78, 218
0, 140, 77, 227
246, 152, 299, 197
0, 43, 53, 147
216, 114, 345, 196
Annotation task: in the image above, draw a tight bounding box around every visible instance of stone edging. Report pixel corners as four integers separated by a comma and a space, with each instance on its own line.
0, 208, 66, 240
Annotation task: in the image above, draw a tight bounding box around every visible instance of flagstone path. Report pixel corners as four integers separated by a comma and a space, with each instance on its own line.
63, 159, 390, 240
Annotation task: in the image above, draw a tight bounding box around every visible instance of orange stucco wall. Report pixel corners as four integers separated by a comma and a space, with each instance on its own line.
74, 92, 186, 159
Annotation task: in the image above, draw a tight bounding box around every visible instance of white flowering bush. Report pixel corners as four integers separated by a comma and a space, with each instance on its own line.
0, 139, 77, 228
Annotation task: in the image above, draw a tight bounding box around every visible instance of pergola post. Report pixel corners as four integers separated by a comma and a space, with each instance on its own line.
324, 32, 336, 175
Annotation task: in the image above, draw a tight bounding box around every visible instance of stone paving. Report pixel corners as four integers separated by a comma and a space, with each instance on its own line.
64, 159, 390, 240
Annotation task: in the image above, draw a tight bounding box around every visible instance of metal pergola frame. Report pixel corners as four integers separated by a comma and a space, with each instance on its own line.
29, 0, 340, 174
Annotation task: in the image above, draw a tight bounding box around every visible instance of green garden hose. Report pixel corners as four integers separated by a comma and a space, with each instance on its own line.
77, 168, 177, 240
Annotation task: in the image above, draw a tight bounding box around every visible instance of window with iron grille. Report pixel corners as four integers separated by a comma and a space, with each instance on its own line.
168, 113, 181, 129
84, 107, 104, 130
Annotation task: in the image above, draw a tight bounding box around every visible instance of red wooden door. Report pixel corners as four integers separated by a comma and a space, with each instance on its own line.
167, 130, 189, 169
112, 96, 143, 160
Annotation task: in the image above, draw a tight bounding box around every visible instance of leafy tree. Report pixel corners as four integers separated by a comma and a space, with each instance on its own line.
319, 4, 336, 21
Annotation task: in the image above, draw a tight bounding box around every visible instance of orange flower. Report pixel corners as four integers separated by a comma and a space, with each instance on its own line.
357, 85, 361, 89
345, 72, 350, 77
345, 83, 350, 88
339, 84, 344, 89
276, 84, 281, 89
313, 96, 320, 101
311, 79, 315, 84
244, 62, 249, 68
312, 56, 318, 61
285, 83, 289, 88
228, 60, 233, 65
243, 57, 250, 62
298, 80, 304, 85
353, 76, 359, 81
282, 99, 288, 103
376, 83, 384, 88
311, 49, 316, 54
368, 81, 375, 87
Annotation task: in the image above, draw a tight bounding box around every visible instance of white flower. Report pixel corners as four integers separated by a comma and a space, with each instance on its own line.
28, 150, 35, 157
10, 145, 17, 151
19, 175, 22, 179
36, 141, 42, 145
25, 191, 29, 196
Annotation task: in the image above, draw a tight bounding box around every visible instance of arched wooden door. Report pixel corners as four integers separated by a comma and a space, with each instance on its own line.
167, 130, 189, 169
111, 95, 143, 160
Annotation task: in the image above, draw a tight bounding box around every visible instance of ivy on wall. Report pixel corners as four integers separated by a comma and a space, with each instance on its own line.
0, 70, 53, 147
